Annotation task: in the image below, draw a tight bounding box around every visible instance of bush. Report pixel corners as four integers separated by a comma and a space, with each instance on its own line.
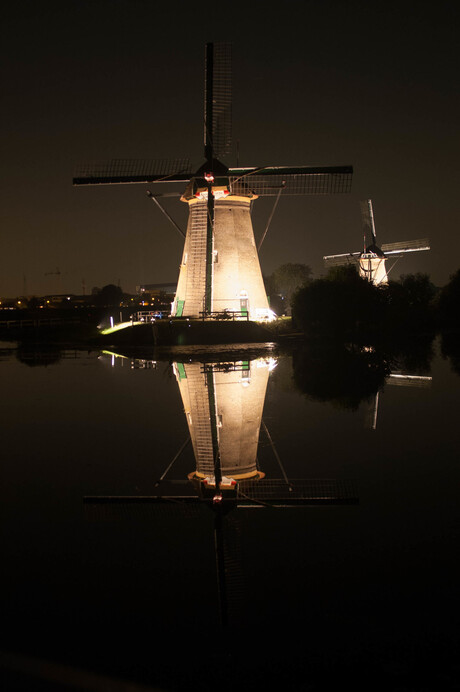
292, 265, 385, 344
438, 269, 460, 329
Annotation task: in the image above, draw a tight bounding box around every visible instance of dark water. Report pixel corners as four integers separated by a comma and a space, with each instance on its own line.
1, 340, 459, 691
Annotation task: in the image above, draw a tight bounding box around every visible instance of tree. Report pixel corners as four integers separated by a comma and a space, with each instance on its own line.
441, 331, 460, 377
94, 284, 123, 306
292, 342, 389, 410
437, 269, 460, 329
269, 263, 312, 305
292, 264, 385, 344
387, 273, 437, 332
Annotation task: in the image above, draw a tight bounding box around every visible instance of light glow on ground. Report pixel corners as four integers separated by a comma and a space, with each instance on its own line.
100, 321, 142, 335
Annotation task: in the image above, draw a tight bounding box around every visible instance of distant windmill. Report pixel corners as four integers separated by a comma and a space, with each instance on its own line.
323, 199, 430, 286
74, 42, 353, 320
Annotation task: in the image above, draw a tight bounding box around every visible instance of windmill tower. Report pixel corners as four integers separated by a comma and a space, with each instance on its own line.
74, 43, 353, 320
323, 199, 430, 286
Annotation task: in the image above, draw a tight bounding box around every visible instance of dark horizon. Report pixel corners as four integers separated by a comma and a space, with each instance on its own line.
1, 1, 457, 297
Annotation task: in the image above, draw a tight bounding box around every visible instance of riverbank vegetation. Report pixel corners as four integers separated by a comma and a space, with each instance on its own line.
285, 267, 460, 408
291, 266, 460, 342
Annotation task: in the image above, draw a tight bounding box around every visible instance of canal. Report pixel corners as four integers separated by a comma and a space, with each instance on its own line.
1, 339, 459, 690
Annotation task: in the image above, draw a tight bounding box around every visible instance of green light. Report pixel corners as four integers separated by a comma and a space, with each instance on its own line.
100, 321, 141, 335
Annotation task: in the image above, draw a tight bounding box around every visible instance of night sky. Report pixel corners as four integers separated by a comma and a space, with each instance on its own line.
1, 0, 458, 297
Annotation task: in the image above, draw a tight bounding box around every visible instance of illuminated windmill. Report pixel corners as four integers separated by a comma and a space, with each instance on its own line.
323, 199, 430, 286
74, 42, 353, 320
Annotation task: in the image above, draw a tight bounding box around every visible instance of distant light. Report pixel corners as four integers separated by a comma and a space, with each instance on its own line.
267, 357, 278, 372
254, 307, 277, 322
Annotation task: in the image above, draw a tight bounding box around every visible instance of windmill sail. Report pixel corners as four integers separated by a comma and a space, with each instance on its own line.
386, 373, 432, 387
381, 238, 430, 255
323, 251, 360, 267
229, 165, 353, 196
205, 42, 232, 161
360, 199, 377, 244
73, 158, 193, 186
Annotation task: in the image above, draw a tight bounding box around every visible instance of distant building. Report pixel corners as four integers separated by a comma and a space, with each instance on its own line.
136, 282, 177, 296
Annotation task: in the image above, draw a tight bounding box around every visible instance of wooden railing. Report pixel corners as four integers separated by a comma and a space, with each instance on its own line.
198, 310, 249, 321
0, 317, 82, 329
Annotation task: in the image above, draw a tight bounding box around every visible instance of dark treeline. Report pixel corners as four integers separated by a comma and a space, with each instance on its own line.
292, 266, 460, 342
287, 267, 460, 409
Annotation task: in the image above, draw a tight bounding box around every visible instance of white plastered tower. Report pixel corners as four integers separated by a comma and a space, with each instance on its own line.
358, 249, 388, 286
173, 190, 270, 319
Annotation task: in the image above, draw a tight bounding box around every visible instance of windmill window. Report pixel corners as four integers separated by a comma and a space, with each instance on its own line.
213, 251, 218, 263
183, 253, 188, 265
241, 369, 250, 384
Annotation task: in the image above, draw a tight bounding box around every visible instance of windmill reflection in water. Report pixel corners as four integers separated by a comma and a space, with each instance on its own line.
85, 353, 358, 627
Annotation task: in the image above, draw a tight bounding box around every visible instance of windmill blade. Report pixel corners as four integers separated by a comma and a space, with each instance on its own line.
381, 238, 430, 255
228, 165, 353, 196
73, 158, 193, 185
83, 494, 207, 521
237, 478, 358, 506
323, 251, 360, 267
386, 373, 432, 388
204, 42, 232, 161
360, 199, 376, 244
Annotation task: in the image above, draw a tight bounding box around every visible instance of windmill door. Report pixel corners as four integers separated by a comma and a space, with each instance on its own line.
176, 300, 185, 317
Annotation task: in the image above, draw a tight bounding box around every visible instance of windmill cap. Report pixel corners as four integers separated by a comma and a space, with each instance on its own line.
363, 243, 385, 257
194, 158, 229, 177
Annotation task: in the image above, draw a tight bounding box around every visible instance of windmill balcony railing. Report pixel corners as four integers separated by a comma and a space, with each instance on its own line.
198, 310, 249, 321
134, 310, 168, 322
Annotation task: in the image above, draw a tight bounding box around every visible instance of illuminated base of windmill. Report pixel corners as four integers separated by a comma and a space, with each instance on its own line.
359, 249, 388, 286
172, 191, 271, 320
188, 471, 266, 487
